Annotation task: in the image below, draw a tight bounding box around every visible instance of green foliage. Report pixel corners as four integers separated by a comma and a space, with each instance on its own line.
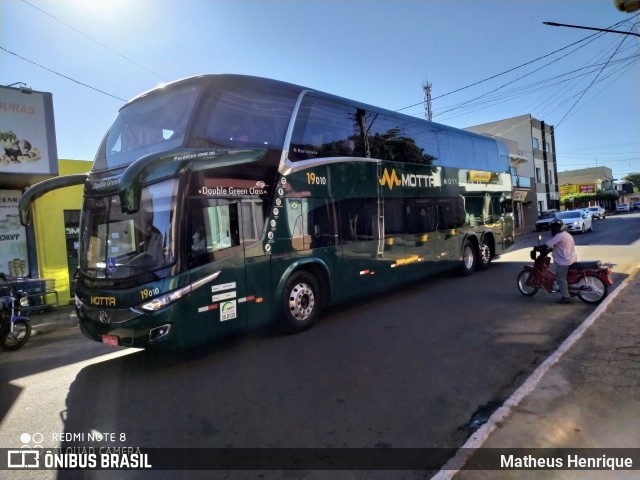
622, 173, 640, 191
560, 190, 619, 207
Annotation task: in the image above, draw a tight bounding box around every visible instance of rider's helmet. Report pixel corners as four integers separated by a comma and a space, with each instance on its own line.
549, 218, 566, 236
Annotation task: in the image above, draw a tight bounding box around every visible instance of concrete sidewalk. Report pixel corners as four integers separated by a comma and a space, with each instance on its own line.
29, 303, 77, 336
437, 264, 640, 479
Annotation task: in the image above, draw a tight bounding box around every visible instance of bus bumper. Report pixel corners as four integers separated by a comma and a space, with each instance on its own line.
77, 304, 181, 349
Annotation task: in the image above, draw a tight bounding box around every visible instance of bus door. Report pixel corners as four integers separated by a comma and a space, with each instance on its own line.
404, 198, 436, 278
240, 198, 272, 329
380, 198, 406, 284
337, 197, 383, 297
434, 198, 464, 267
186, 198, 248, 336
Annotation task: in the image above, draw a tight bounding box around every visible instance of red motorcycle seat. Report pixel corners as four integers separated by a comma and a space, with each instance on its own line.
571, 261, 602, 270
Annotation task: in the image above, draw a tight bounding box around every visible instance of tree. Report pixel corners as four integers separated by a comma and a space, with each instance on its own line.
560, 191, 619, 209
622, 173, 640, 191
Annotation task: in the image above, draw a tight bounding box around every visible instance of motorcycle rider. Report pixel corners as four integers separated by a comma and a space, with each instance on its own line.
539, 218, 577, 304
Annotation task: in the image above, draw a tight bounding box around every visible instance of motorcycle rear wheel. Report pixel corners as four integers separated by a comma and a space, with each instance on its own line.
0, 320, 31, 351
575, 274, 608, 304
517, 270, 539, 297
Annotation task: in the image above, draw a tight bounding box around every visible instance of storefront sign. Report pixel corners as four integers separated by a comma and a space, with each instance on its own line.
0, 86, 58, 175
0, 190, 29, 277
468, 170, 493, 182
512, 189, 528, 202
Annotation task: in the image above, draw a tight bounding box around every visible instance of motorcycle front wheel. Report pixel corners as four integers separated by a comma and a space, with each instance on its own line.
575, 274, 608, 304
0, 320, 32, 351
517, 270, 539, 297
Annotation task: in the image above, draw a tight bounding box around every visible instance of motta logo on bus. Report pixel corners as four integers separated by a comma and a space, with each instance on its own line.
378, 168, 442, 191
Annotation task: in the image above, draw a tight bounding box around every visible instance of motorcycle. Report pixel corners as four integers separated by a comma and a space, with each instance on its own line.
516, 238, 614, 304
0, 272, 32, 351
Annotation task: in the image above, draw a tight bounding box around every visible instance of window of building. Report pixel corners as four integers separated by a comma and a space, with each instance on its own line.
532, 138, 540, 150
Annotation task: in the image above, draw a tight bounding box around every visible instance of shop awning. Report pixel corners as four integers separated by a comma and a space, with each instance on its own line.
513, 189, 529, 202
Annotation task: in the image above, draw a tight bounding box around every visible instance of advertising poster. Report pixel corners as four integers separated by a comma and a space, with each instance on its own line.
0, 86, 58, 175
0, 190, 29, 277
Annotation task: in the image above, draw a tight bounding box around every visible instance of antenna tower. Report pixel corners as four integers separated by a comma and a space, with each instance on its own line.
422, 81, 433, 121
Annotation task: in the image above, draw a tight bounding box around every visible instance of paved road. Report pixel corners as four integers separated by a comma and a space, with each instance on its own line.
1, 212, 638, 480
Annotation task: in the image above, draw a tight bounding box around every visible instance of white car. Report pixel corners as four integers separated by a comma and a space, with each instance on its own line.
556, 209, 593, 233
616, 203, 630, 213
588, 206, 606, 219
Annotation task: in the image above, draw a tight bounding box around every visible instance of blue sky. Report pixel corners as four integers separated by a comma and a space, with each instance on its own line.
1, 0, 638, 180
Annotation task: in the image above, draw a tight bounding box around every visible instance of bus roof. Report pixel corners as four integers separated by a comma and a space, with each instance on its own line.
119, 74, 510, 173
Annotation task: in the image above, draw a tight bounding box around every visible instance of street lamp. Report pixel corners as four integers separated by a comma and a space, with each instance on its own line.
613, 0, 640, 12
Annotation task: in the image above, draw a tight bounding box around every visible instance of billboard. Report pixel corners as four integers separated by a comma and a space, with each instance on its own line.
559, 184, 597, 196
0, 86, 58, 176
0, 189, 29, 277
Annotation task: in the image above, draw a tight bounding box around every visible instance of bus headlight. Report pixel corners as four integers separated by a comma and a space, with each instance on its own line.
140, 285, 191, 312
137, 271, 221, 313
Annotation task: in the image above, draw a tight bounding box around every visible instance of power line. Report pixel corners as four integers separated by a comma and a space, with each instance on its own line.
543, 21, 640, 38
395, 13, 639, 113
20, 0, 168, 82
554, 35, 629, 128
0, 46, 127, 102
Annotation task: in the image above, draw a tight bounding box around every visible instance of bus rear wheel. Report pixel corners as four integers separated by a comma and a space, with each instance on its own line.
281, 271, 322, 333
477, 237, 492, 271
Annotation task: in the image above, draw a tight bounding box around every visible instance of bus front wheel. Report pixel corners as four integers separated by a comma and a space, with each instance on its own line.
281, 271, 322, 333
460, 239, 476, 276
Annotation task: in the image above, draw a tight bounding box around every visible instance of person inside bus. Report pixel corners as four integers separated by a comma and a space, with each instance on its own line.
192, 224, 206, 255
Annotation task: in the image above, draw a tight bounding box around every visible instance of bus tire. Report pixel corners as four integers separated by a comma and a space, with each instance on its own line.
460, 239, 476, 276
477, 237, 492, 271
281, 271, 322, 333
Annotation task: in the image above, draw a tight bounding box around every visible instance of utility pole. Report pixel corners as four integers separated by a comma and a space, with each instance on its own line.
422, 81, 433, 121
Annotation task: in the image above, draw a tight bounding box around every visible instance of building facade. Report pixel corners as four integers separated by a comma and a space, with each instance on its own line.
558, 167, 614, 191
466, 114, 559, 233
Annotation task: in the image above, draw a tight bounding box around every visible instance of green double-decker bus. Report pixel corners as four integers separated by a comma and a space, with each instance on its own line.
20, 74, 514, 349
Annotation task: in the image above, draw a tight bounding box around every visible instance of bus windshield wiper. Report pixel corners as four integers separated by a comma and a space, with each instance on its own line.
194, 135, 229, 148
114, 263, 160, 281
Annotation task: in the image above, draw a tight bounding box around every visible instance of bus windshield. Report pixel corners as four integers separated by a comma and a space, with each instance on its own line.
80, 179, 179, 281
96, 83, 202, 170
94, 77, 298, 171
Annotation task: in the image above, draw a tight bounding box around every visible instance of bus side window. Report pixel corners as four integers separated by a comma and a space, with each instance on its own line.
383, 198, 404, 236
187, 199, 241, 267
290, 96, 363, 161
308, 200, 338, 248
287, 198, 338, 250
406, 199, 436, 234
337, 198, 373, 243
240, 199, 266, 245
437, 197, 464, 230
